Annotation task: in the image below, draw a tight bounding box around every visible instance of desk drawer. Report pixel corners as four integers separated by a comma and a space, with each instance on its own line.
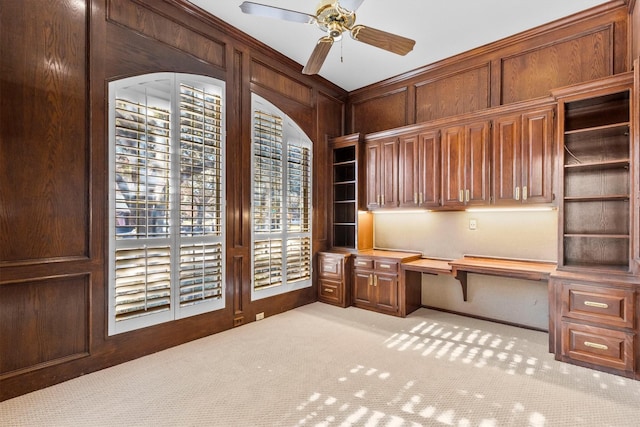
374, 260, 399, 273
318, 253, 344, 280
319, 278, 343, 305
561, 321, 635, 372
353, 258, 374, 270
561, 282, 635, 329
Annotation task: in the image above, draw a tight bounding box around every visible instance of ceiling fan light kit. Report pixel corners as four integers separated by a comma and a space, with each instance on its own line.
239, 0, 416, 75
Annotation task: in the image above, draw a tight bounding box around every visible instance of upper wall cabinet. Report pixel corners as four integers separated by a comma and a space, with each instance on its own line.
398, 130, 441, 208
366, 136, 400, 209
492, 106, 555, 206
441, 120, 491, 208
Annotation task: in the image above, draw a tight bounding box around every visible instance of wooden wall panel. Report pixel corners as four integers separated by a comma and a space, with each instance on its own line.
415, 64, 490, 122
351, 89, 408, 134
501, 26, 613, 104
251, 60, 313, 106
0, 276, 89, 377
1, 0, 345, 401
0, 0, 88, 262
314, 92, 344, 248
107, 0, 226, 68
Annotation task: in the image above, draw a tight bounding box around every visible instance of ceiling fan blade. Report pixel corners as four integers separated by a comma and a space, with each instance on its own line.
302, 36, 334, 75
239, 1, 316, 24
350, 25, 415, 56
338, 0, 365, 11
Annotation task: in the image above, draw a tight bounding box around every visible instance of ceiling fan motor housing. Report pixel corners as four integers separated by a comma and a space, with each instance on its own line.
316, 1, 356, 40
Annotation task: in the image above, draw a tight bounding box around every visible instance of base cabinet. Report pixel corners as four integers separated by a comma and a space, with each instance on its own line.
352, 252, 421, 317
317, 252, 351, 307
550, 272, 639, 379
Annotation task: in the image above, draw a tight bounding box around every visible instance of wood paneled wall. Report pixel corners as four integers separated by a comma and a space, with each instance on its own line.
0, 0, 346, 401
348, 1, 630, 135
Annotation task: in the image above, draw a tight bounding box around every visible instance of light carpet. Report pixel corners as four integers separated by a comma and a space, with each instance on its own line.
1, 303, 639, 426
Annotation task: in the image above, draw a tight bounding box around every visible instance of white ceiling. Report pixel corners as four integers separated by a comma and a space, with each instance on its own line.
187, 0, 610, 92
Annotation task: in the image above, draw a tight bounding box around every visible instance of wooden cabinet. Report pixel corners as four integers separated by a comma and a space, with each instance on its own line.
365, 136, 399, 209
317, 251, 352, 307
352, 251, 421, 316
550, 272, 638, 378
330, 134, 373, 250
492, 107, 554, 205
549, 72, 640, 380
441, 120, 491, 208
398, 130, 441, 208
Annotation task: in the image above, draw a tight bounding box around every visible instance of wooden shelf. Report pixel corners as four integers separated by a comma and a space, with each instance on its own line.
564, 159, 629, 170
564, 122, 629, 136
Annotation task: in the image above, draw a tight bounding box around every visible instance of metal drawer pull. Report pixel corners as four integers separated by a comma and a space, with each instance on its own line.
584, 341, 608, 351
373, 275, 378, 286
324, 288, 334, 293
584, 301, 609, 309
368, 274, 372, 286
356, 261, 368, 266
379, 264, 391, 269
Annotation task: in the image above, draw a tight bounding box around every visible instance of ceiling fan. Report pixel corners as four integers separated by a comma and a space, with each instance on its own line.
239, 0, 416, 75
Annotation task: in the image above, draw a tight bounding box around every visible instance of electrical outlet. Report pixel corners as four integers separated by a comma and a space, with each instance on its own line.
469, 219, 477, 230
256, 312, 264, 321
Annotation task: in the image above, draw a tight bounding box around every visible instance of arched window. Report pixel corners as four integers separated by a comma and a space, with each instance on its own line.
108, 73, 226, 335
251, 95, 313, 300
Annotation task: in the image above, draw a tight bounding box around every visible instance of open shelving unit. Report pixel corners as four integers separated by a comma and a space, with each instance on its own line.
557, 82, 632, 272
329, 134, 372, 251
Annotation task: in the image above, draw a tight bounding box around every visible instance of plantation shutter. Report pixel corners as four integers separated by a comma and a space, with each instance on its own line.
250, 97, 313, 298
252, 110, 285, 290
109, 73, 226, 335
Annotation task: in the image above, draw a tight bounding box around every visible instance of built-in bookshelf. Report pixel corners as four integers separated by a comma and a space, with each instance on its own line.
330, 134, 372, 250
556, 77, 633, 272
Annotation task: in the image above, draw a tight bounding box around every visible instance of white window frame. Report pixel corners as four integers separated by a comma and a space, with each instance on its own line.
108, 73, 226, 335
250, 94, 313, 301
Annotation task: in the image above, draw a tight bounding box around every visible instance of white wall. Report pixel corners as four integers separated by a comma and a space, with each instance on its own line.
373, 209, 557, 330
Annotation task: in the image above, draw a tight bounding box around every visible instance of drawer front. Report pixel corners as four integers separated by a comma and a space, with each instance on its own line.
374, 260, 399, 273
561, 282, 635, 329
561, 321, 635, 372
318, 253, 344, 280
318, 279, 343, 305
353, 257, 374, 270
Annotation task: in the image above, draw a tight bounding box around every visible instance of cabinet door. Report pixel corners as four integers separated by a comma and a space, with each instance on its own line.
353, 270, 374, 306
417, 130, 441, 208
365, 141, 381, 209
521, 108, 553, 204
465, 120, 491, 206
380, 138, 399, 208
493, 114, 521, 205
441, 125, 466, 207
374, 273, 399, 313
399, 134, 419, 207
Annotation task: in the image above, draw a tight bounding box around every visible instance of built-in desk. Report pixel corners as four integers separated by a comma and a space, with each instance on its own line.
402, 255, 557, 302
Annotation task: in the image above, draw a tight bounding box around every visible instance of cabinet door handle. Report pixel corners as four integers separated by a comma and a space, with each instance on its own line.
381, 194, 385, 205
584, 301, 609, 309
324, 288, 334, 293
459, 189, 464, 202
368, 273, 373, 286
419, 192, 423, 204
522, 186, 527, 201
515, 186, 520, 201
465, 189, 470, 203
373, 275, 378, 286
414, 192, 418, 204
584, 341, 608, 351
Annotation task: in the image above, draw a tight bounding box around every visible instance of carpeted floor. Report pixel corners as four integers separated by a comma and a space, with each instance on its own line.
1, 302, 639, 426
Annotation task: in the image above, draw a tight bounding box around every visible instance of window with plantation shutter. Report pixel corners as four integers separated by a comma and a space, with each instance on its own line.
109, 73, 225, 335
251, 95, 312, 300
